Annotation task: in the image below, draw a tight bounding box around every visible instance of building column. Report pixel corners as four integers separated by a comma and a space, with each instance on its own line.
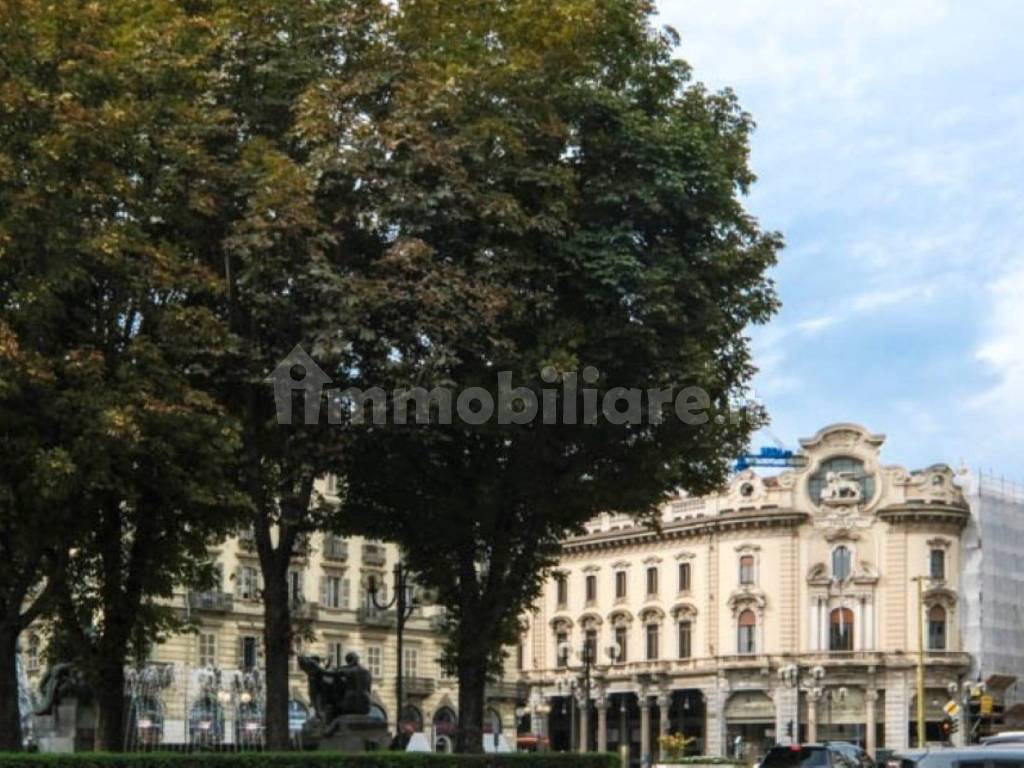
884, 672, 910, 752
865, 689, 878, 758
640, 695, 652, 766
579, 692, 590, 753
657, 694, 671, 759
537, 703, 551, 752
704, 683, 725, 758
807, 690, 820, 744
596, 698, 609, 753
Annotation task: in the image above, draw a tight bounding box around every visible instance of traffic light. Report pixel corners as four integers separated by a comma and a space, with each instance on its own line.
941, 715, 960, 739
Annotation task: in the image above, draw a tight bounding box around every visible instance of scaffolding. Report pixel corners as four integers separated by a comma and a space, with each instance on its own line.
961, 470, 1024, 708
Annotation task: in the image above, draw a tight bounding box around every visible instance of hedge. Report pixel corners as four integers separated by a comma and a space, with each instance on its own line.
0, 753, 620, 768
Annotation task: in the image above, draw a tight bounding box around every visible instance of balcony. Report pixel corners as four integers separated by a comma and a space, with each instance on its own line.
238, 530, 257, 553
356, 607, 394, 627
188, 591, 234, 613
362, 543, 387, 567
404, 677, 436, 697
291, 534, 312, 559
290, 597, 319, 621
486, 680, 528, 701
323, 537, 348, 562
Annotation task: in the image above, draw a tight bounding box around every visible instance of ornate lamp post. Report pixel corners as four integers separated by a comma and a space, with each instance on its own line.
368, 561, 418, 736
556, 640, 599, 752
778, 663, 801, 744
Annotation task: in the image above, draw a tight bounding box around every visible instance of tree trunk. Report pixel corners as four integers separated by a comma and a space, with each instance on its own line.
455, 647, 487, 754
0, 627, 23, 751
94, 653, 126, 751
263, 570, 292, 749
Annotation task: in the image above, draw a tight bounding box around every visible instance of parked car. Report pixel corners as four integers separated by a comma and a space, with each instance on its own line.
828, 741, 876, 768
915, 746, 1024, 768
982, 733, 1024, 747
885, 749, 929, 768
762, 744, 861, 768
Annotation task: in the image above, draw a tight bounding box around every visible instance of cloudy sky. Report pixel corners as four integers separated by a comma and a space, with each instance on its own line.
656, 0, 1024, 477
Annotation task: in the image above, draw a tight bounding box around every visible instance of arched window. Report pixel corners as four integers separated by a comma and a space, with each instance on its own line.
288, 700, 309, 736
928, 605, 947, 650
128, 696, 164, 746
829, 607, 854, 651
235, 700, 264, 746
737, 610, 756, 654
832, 546, 852, 580
400, 704, 424, 734
645, 622, 660, 660
678, 620, 693, 659
188, 697, 223, 746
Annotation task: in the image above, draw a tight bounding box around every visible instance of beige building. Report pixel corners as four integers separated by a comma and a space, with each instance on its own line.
517, 423, 971, 762
23, 476, 522, 750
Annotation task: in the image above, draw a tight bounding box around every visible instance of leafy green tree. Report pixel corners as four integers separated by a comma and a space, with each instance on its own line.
0, 0, 243, 749
333, 0, 781, 752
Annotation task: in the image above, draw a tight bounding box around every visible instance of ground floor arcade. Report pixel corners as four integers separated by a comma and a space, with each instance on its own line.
523, 657, 971, 764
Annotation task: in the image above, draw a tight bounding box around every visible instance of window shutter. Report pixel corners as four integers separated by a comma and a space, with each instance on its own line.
237, 636, 244, 667
342, 578, 350, 609
320, 576, 328, 606
233, 568, 243, 597
257, 638, 264, 669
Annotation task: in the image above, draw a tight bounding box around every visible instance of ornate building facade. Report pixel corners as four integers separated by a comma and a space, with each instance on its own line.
23, 476, 522, 750
517, 424, 971, 762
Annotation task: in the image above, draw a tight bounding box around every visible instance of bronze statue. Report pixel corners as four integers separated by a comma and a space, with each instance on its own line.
298, 652, 372, 738
33, 663, 90, 716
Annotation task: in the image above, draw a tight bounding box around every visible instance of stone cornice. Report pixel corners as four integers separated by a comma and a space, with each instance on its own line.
561, 510, 810, 555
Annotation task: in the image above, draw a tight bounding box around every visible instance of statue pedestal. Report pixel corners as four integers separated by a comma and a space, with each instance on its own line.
304, 714, 390, 752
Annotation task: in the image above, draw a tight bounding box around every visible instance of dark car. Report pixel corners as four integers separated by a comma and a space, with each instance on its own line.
762, 744, 861, 768
828, 741, 876, 768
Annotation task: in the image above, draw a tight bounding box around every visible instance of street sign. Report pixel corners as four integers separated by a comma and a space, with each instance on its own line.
944, 700, 961, 717
981, 695, 994, 715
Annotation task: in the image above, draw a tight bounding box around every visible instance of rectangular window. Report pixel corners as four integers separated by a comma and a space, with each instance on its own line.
556, 574, 568, 606
403, 646, 419, 678
614, 626, 628, 663
646, 566, 659, 596
738, 623, 756, 655
585, 574, 597, 603
646, 624, 659, 660
238, 565, 259, 600
367, 645, 383, 679
678, 621, 692, 659
327, 640, 345, 668
739, 555, 755, 586
240, 635, 260, 670
289, 569, 304, 604
615, 571, 627, 599
678, 562, 691, 592
930, 549, 946, 580
516, 643, 524, 670
199, 633, 216, 668
322, 574, 344, 609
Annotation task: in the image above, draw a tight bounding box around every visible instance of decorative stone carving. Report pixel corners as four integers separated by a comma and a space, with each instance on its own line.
821, 472, 863, 504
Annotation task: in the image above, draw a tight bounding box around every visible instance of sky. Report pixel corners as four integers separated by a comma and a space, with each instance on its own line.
655, 0, 1024, 478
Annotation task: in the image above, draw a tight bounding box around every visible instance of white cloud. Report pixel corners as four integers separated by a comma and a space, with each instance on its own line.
973, 263, 1024, 421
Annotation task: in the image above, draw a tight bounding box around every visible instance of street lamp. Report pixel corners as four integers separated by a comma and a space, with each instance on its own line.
556, 640, 599, 752
367, 561, 419, 737
778, 664, 800, 743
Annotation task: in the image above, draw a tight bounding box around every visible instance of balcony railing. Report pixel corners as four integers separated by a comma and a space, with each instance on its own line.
486, 680, 528, 701
356, 606, 393, 627
188, 591, 234, 613
404, 677, 436, 697
323, 537, 348, 562
362, 543, 387, 566
238, 531, 257, 552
